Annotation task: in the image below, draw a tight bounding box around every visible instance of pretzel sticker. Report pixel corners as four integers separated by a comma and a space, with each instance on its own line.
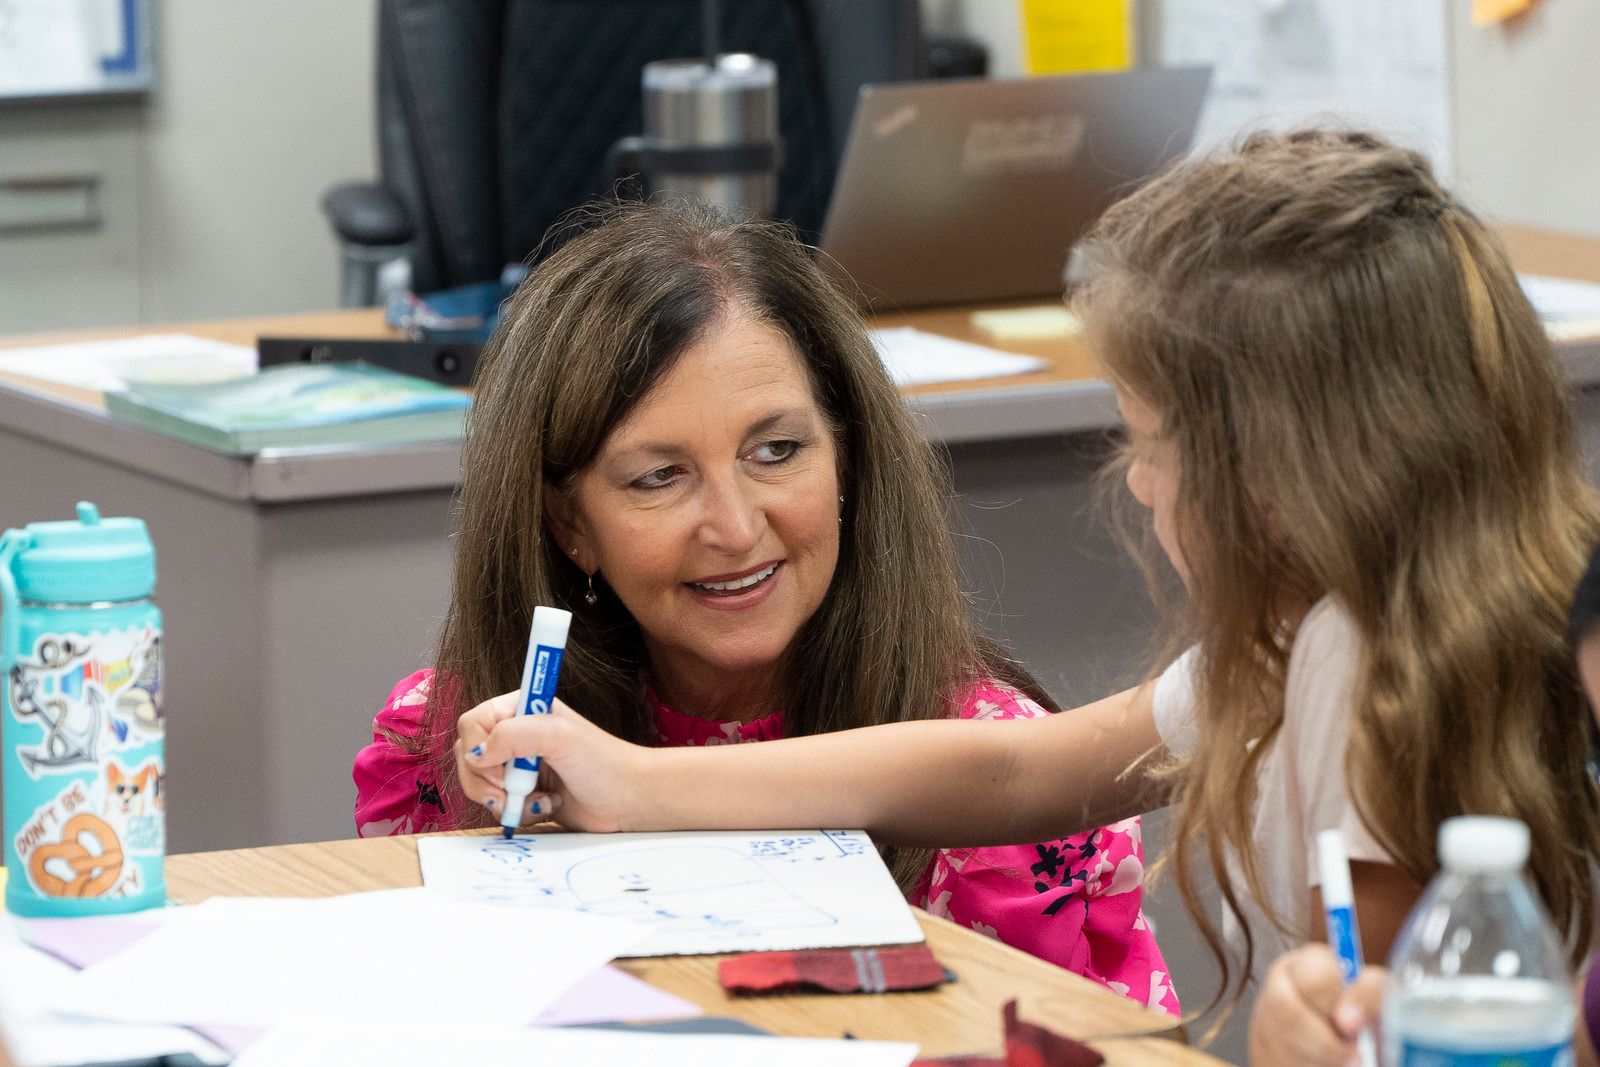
27, 812, 124, 898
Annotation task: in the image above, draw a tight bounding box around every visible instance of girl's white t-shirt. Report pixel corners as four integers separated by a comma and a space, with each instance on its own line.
1151, 597, 1393, 987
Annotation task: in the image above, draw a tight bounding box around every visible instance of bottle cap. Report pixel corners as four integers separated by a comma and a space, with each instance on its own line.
1438, 816, 1530, 874
4, 501, 156, 604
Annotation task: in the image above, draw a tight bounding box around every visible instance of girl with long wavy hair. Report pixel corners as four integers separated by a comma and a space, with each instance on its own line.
353, 199, 1176, 1010
460, 130, 1600, 1024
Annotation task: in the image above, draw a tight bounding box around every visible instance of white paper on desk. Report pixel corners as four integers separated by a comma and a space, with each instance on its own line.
59, 887, 648, 1029
870, 327, 1046, 388
0, 917, 227, 1067
1521, 275, 1600, 323
417, 830, 925, 957
19, 909, 697, 1056
231, 1017, 919, 1067
0, 334, 255, 393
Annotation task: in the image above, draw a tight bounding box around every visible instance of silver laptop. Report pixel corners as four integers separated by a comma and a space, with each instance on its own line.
818, 67, 1211, 309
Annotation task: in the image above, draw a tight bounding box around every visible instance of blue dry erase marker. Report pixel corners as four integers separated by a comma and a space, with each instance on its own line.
1316, 828, 1378, 1067
500, 606, 572, 838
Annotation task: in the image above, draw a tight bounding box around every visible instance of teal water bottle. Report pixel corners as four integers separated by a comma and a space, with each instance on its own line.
1, 502, 165, 916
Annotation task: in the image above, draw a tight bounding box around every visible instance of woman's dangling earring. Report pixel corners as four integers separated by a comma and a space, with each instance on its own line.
585, 573, 598, 606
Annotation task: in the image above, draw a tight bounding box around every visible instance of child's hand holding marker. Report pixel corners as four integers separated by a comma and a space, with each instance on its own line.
1249, 945, 1384, 1066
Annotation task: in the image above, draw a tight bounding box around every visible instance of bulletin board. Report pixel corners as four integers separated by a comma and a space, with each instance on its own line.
1160, 0, 1451, 174
0, 0, 155, 104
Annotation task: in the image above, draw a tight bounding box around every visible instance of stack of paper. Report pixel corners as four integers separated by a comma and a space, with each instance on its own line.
870, 327, 1047, 388
1521, 274, 1600, 343
230, 1019, 918, 1067
7, 881, 922, 1065
57, 888, 644, 1030
0, 334, 256, 394
1, 912, 227, 1066
21, 909, 701, 1057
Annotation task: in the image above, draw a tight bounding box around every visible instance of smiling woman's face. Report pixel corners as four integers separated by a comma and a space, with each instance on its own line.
554, 307, 842, 707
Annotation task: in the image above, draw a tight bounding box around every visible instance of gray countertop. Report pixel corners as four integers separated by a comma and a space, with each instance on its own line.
6, 333, 1599, 505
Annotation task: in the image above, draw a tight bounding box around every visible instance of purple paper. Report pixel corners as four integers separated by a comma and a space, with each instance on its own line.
25, 914, 160, 968
538, 965, 702, 1027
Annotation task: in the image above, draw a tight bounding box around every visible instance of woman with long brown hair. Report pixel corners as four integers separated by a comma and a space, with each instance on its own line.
459, 129, 1600, 1032
353, 199, 1175, 1010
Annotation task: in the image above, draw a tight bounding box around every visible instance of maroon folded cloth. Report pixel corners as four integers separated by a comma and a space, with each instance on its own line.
911, 1000, 1104, 1067
718, 944, 948, 995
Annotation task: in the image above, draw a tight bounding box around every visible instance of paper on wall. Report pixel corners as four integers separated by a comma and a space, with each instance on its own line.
1162, 0, 1452, 176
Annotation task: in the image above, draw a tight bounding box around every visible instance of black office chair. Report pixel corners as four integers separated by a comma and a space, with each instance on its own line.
323, 0, 958, 306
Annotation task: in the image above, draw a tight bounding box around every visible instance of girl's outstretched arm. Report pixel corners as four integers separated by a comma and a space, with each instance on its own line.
457, 682, 1168, 845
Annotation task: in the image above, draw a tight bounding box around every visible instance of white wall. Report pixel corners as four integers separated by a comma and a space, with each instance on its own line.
134, 1, 378, 322
0, 0, 376, 335
1448, 0, 1600, 236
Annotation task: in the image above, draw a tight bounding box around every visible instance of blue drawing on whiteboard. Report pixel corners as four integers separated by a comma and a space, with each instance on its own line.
565, 846, 838, 933
822, 829, 868, 856
460, 837, 866, 935
416, 829, 926, 956
747, 836, 819, 860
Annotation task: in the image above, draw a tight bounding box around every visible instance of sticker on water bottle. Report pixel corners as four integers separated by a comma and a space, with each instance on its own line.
1399, 1039, 1574, 1066
9, 774, 160, 900
8, 625, 162, 778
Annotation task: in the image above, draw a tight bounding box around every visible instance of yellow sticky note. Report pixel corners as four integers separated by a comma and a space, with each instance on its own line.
1473, 0, 1535, 24
972, 305, 1082, 341
1020, 0, 1132, 75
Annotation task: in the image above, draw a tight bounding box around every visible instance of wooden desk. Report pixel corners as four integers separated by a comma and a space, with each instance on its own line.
165, 833, 1224, 1064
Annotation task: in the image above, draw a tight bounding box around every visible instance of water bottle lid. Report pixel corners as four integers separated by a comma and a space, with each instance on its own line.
1438, 816, 1530, 873
3, 501, 156, 604
643, 53, 777, 93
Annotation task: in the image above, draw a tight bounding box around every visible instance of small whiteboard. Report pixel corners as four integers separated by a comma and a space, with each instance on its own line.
417, 830, 926, 957
0, 0, 155, 103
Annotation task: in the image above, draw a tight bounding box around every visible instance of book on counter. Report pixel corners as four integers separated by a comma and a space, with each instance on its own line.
103, 361, 471, 454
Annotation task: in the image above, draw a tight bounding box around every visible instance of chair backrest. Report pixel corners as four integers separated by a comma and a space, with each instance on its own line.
376, 0, 922, 292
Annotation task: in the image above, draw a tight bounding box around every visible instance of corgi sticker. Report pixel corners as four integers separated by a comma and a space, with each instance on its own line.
105, 758, 164, 853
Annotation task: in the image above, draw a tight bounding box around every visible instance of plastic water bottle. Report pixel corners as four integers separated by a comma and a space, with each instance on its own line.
0, 502, 165, 916
1384, 817, 1573, 1066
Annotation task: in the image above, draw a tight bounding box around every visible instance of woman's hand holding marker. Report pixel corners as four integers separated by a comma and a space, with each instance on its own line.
456, 696, 642, 834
